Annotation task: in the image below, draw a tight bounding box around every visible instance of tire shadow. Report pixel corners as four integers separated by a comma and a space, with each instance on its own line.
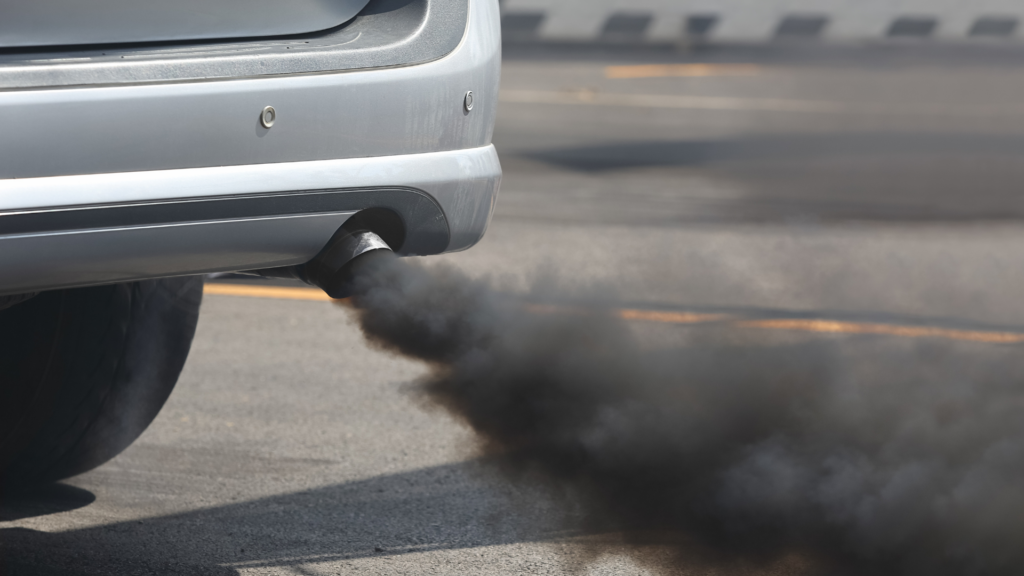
0, 483, 95, 522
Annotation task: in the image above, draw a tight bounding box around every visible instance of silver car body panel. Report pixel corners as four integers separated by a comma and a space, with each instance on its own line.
0, 145, 501, 295
0, 0, 502, 295
0, 0, 497, 179
0, 213, 357, 296
0, 0, 469, 89
0, 0, 372, 48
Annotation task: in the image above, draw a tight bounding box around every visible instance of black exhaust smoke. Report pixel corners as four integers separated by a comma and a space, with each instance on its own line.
342, 254, 1024, 576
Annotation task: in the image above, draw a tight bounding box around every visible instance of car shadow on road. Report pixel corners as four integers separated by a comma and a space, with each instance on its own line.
514, 134, 1024, 223
0, 459, 582, 575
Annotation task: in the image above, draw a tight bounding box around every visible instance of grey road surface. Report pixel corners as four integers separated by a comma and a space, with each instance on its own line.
6, 47, 1024, 575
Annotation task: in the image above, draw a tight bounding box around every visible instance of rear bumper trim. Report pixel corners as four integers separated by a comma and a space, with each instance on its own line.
0, 187, 451, 256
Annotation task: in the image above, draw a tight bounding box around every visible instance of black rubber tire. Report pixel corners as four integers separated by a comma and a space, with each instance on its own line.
0, 277, 203, 490
0, 292, 38, 312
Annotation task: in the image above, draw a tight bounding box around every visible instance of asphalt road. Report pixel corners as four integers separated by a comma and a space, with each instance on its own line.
6, 46, 1024, 575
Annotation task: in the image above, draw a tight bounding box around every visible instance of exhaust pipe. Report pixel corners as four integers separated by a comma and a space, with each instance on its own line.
302, 228, 394, 299
251, 228, 394, 299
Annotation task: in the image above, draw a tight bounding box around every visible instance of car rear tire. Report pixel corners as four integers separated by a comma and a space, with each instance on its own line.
0, 277, 202, 490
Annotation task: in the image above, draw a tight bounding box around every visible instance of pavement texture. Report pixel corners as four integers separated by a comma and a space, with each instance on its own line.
6, 46, 1024, 574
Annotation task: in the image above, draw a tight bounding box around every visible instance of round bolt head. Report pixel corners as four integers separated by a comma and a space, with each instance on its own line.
464, 91, 474, 112
261, 106, 276, 128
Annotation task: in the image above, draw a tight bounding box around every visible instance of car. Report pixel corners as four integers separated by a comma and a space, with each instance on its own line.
0, 0, 501, 488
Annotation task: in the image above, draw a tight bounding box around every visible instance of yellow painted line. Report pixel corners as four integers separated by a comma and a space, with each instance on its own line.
617, 308, 727, 324
738, 319, 1024, 344
526, 304, 725, 324
606, 63, 762, 79
499, 90, 1021, 118
204, 283, 1024, 344
204, 283, 335, 302
500, 89, 846, 113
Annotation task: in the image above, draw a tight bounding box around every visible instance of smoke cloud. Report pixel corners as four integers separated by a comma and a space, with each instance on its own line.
342, 252, 1024, 576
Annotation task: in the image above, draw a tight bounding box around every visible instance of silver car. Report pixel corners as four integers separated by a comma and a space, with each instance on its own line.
0, 0, 501, 488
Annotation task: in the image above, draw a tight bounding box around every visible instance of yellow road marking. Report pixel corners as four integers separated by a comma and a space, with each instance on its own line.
203, 283, 334, 302
617, 308, 727, 324
500, 89, 848, 113
738, 319, 1024, 344
498, 89, 1019, 118
526, 304, 725, 324
203, 283, 1024, 344
606, 63, 762, 79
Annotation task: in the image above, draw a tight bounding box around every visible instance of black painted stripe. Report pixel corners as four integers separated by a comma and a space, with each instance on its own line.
601, 13, 653, 40
501, 12, 545, 40
776, 15, 828, 38
686, 15, 718, 37
970, 17, 1018, 37
888, 17, 938, 38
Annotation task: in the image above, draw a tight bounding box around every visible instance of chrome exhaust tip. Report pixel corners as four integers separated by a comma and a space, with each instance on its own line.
248, 228, 394, 299
303, 229, 394, 299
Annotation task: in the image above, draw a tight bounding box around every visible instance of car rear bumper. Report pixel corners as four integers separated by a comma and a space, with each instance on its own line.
0, 0, 502, 296
0, 145, 501, 296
